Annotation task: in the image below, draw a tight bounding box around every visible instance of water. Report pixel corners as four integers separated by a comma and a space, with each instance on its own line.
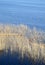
0, 0, 45, 26
0, 0, 45, 65
0, 51, 45, 65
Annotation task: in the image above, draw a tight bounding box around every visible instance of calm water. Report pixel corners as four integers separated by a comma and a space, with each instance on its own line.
0, 0, 45, 27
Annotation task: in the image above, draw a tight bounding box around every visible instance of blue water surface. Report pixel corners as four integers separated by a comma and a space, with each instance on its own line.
0, 0, 45, 27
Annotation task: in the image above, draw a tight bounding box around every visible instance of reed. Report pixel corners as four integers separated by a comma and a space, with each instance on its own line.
0, 24, 45, 63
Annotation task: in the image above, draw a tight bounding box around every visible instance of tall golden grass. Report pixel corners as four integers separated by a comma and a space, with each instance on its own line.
0, 24, 45, 62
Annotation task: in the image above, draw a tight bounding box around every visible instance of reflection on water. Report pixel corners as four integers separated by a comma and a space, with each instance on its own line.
0, 24, 45, 65
0, 50, 45, 65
